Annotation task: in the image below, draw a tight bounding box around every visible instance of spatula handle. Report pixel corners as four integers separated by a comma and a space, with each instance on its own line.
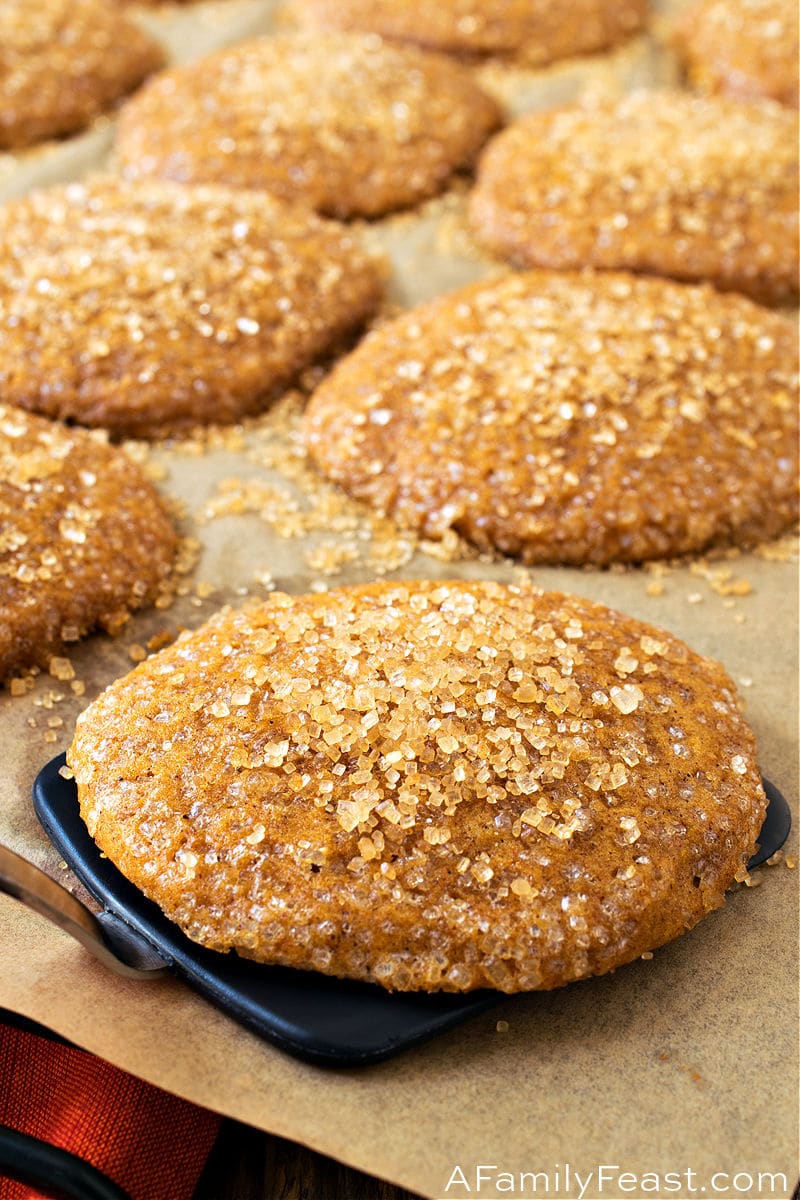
0, 844, 167, 979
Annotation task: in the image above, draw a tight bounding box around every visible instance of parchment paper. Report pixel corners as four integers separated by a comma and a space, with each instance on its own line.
0, 3, 797, 1198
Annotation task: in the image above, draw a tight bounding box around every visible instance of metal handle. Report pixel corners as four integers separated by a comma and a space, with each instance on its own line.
0, 844, 168, 979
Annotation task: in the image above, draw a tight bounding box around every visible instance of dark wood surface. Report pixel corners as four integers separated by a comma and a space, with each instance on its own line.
193, 1120, 422, 1200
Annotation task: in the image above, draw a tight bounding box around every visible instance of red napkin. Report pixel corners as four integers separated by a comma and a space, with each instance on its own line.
0, 1019, 220, 1200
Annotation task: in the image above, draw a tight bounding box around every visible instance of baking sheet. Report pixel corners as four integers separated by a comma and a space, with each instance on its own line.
0, 2, 798, 1197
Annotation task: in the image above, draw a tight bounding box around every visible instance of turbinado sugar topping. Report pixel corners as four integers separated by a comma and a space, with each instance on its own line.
70, 580, 766, 993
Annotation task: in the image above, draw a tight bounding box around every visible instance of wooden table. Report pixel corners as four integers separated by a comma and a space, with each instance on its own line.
193, 1120, 421, 1200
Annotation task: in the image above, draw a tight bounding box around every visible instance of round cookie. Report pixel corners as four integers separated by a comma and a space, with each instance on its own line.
0, 0, 164, 151
0, 178, 382, 439
114, 32, 502, 218
304, 270, 798, 565
69, 579, 767, 994
290, 0, 648, 66
0, 405, 177, 682
468, 90, 798, 306
674, 0, 799, 110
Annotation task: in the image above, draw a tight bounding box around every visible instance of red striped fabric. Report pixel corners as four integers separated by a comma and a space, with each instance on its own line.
0, 1021, 220, 1200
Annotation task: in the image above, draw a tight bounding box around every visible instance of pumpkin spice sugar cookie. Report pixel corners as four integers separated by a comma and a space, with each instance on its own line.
0, 178, 383, 440
0, 406, 177, 682
69, 580, 767, 993
468, 90, 798, 306
114, 32, 502, 218
290, 0, 648, 67
304, 270, 798, 566
0, 0, 164, 151
674, 0, 799, 110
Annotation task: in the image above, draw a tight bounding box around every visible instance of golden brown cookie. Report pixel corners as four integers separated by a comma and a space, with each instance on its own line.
0, 178, 382, 440
304, 270, 798, 565
674, 0, 798, 109
468, 90, 798, 306
69, 580, 766, 993
290, 0, 648, 66
114, 32, 502, 218
0, 0, 164, 151
0, 405, 177, 682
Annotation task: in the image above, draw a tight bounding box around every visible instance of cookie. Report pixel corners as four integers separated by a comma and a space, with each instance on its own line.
0, 406, 177, 682
291, 0, 648, 66
0, 178, 382, 440
468, 90, 798, 306
304, 270, 798, 565
114, 32, 502, 218
69, 579, 766, 993
674, 0, 798, 109
0, 0, 164, 151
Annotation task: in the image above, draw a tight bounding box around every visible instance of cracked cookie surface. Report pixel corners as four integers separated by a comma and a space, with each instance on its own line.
0, 405, 177, 680
305, 270, 798, 565
0, 178, 383, 439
